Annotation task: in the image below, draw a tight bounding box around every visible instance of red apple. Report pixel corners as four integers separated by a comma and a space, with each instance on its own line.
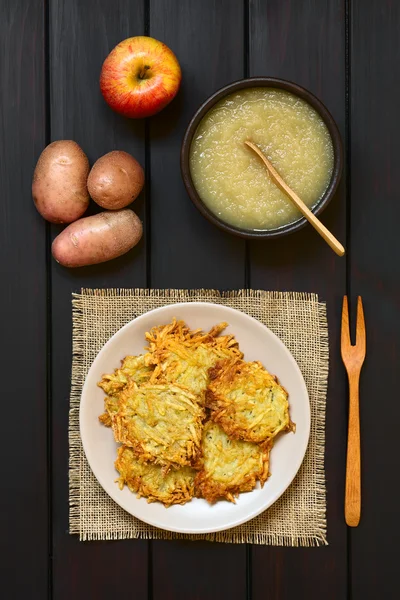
100, 36, 181, 119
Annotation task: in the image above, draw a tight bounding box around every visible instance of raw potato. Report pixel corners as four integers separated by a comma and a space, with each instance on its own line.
87, 150, 144, 210
32, 140, 90, 223
52, 209, 142, 267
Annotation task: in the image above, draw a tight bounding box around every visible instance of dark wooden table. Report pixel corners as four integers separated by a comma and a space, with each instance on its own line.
2, 1, 399, 598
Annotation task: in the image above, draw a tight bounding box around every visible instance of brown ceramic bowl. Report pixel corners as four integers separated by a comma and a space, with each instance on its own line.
181, 77, 343, 239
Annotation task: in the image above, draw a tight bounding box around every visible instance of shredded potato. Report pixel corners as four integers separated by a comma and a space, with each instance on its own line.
97, 319, 295, 507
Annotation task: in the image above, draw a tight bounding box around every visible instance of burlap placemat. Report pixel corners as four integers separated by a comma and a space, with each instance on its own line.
70, 289, 328, 546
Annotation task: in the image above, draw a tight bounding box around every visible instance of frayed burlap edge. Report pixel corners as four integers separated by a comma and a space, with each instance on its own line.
69, 289, 328, 546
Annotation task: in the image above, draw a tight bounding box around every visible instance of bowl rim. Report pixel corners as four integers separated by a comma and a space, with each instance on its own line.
180, 76, 344, 239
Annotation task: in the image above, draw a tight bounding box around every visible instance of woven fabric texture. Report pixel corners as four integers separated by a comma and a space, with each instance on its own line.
70, 289, 328, 546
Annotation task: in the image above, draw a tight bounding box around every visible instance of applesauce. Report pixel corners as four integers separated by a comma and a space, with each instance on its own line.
189, 88, 334, 230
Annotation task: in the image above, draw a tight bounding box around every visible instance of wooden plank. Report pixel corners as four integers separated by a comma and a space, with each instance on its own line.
248, 1, 348, 598
0, 1, 48, 598
350, 2, 400, 597
149, 1, 247, 598
149, 0, 246, 289
49, 1, 148, 598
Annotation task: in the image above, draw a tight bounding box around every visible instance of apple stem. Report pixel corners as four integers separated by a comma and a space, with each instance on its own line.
138, 65, 150, 80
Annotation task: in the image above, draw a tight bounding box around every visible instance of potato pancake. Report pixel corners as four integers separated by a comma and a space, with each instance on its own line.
98, 396, 119, 427
112, 382, 205, 470
145, 319, 242, 358
96, 319, 295, 507
115, 446, 196, 507
207, 359, 294, 444
98, 354, 153, 426
195, 421, 270, 503
145, 319, 243, 398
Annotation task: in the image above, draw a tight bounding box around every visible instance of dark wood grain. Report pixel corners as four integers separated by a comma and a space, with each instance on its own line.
350, 2, 400, 598
149, 0, 246, 290
0, 1, 48, 598
149, 1, 247, 598
7, 0, 398, 595
49, 1, 148, 598
249, 1, 348, 598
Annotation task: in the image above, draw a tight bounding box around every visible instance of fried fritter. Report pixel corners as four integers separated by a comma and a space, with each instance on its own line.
96, 319, 295, 507
145, 319, 242, 359
207, 359, 295, 444
195, 421, 271, 503
98, 396, 119, 427
98, 354, 154, 426
115, 446, 196, 507
99, 354, 153, 395
145, 319, 243, 398
112, 382, 205, 470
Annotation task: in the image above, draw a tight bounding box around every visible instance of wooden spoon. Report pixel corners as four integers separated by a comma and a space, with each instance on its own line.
245, 140, 345, 257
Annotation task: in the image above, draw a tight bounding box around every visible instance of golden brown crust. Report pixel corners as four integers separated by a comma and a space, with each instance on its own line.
207, 359, 295, 444
145, 319, 242, 360
98, 411, 112, 427
98, 354, 154, 427
98, 354, 153, 395
144, 319, 243, 399
115, 446, 196, 507
195, 421, 271, 503
112, 382, 205, 470
96, 319, 294, 506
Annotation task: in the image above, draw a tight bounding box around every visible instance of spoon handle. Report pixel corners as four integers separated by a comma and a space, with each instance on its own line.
245, 141, 345, 257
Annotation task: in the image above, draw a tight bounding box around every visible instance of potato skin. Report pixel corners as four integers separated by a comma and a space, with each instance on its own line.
52, 209, 142, 267
88, 150, 144, 210
32, 140, 90, 223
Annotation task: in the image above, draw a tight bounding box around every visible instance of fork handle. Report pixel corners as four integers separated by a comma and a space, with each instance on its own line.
345, 372, 361, 527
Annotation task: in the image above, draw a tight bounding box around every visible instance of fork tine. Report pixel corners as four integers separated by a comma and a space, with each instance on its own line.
341, 295, 351, 349
356, 296, 366, 356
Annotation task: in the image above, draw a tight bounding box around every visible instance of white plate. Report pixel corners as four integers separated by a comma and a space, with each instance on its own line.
80, 302, 310, 534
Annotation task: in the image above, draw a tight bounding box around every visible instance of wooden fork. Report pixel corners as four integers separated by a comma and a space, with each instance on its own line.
341, 296, 366, 527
